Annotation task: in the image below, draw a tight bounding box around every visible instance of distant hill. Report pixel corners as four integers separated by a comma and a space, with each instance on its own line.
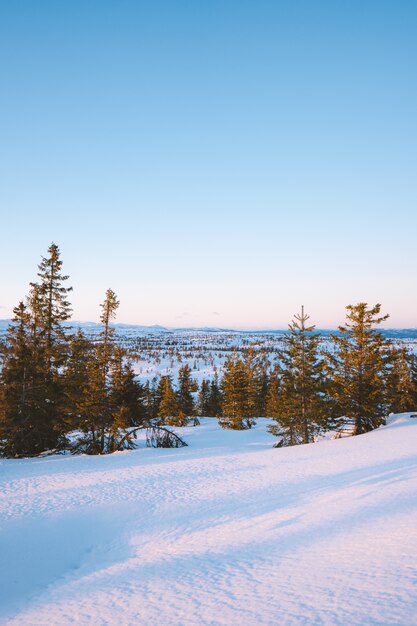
1, 319, 417, 340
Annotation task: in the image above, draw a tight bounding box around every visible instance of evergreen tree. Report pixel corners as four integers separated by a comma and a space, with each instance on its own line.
255, 357, 270, 417
176, 364, 195, 417
327, 303, 391, 435
31, 242, 72, 371
99, 288, 120, 382
269, 307, 325, 446
0, 243, 73, 457
208, 373, 223, 417
219, 356, 254, 429
31, 243, 73, 448
158, 375, 181, 424
143, 379, 159, 421
244, 349, 269, 420
109, 347, 146, 427
0, 303, 57, 456
64, 329, 93, 431
73, 350, 107, 454
387, 346, 417, 413
265, 364, 282, 418
71, 289, 123, 454
197, 378, 211, 416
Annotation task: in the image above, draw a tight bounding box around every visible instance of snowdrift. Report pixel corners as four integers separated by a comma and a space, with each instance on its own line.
1, 414, 417, 625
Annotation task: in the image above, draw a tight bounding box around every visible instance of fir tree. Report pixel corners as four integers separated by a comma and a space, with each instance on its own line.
31, 242, 72, 371
265, 364, 282, 418
208, 373, 223, 417
64, 329, 93, 431
109, 347, 146, 427
327, 303, 391, 435
143, 379, 159, 421
219, 356, 253, 429
158, 375, 180, 424
99, 288, 120, 382
30, 243, 73, 448
176, 364, 195, 417
0, 243, 73, 456
387, 346, 417, 413
268, 307, 325, 446
244, 349, 268, 421
71, 289, 123, 454
0, 303, 59, 456
197, 378, 211, 416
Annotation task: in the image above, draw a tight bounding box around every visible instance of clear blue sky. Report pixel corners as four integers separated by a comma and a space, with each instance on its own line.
1, 1, 416, 328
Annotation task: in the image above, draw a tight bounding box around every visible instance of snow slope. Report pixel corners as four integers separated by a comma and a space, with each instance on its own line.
1, 415, 417, 626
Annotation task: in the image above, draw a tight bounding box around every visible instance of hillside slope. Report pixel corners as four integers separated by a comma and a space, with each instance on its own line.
1, 415, 416, 626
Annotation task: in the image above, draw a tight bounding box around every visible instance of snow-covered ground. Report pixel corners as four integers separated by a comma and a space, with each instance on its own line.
1, 415, 417, 626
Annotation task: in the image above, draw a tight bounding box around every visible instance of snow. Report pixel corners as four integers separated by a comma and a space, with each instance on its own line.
1, 415, 417, 626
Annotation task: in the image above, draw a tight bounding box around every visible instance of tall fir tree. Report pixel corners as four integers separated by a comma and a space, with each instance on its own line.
265, 364, 282, 418
268, 307, 325, 446
109, 346, 146, 427
219, 356, 254, 429
327, 303, 391, 435
197, 378, 211, 416
64, 329, 93, 431
158, 375, 180, 424
99, 288, 120, 382
176, 364, 195, 418
0, 243, 73, 456
208, 373, 223, 417
72, 289, 123, 454
32, 242, 72, 371
143, 378, 159, 421
244, 349, 269, 420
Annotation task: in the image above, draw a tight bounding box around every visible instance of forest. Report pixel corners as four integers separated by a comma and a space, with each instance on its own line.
1, 243, 416, 458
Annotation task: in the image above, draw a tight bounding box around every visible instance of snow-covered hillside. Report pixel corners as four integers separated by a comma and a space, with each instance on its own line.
1, 415, 417, 626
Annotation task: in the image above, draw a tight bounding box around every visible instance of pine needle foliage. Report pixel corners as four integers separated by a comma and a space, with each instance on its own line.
219, 355, 255, 429
0, 243, 72, 456
268, 306, 325, 446
327, 303, 391, 435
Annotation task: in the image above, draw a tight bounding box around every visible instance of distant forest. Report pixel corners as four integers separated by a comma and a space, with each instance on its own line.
1, 243, 416, 458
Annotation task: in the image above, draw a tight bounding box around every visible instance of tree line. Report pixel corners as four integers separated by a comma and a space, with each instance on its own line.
1, 243, 416, 457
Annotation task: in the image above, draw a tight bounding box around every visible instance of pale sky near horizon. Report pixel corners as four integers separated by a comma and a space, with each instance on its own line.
1, 1, 416, 329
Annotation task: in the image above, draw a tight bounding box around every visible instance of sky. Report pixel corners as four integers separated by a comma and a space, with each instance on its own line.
0, 0, 416, 329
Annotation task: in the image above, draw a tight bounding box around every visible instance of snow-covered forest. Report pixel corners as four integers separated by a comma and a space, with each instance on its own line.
1, 244, 417, 457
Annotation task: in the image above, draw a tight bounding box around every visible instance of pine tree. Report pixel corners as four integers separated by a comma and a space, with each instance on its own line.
197, 378, 211, 416
265, 364, 282, 418
158, 375, 180, 424
32, 242, 72, 371
109, 347, 146, 427
327, 303, 391, 435
0, 303, 57, 456
176, 364, 195, 418
268, 307, 325, 446
143, 379, 158, 421
208, 373, 223, 417
30, 243, 73, 448
386, 346, 417, 413
99, 288, 120, 382
219, 356, 253, 429
255, 357, 270, 417
244, 349, 268, 421
71, 289, 123, 454
64, 329, 93, 431
0, 243, 73, 457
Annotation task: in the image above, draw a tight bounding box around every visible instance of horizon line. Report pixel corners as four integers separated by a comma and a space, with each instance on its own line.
1, 318, 416, 333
